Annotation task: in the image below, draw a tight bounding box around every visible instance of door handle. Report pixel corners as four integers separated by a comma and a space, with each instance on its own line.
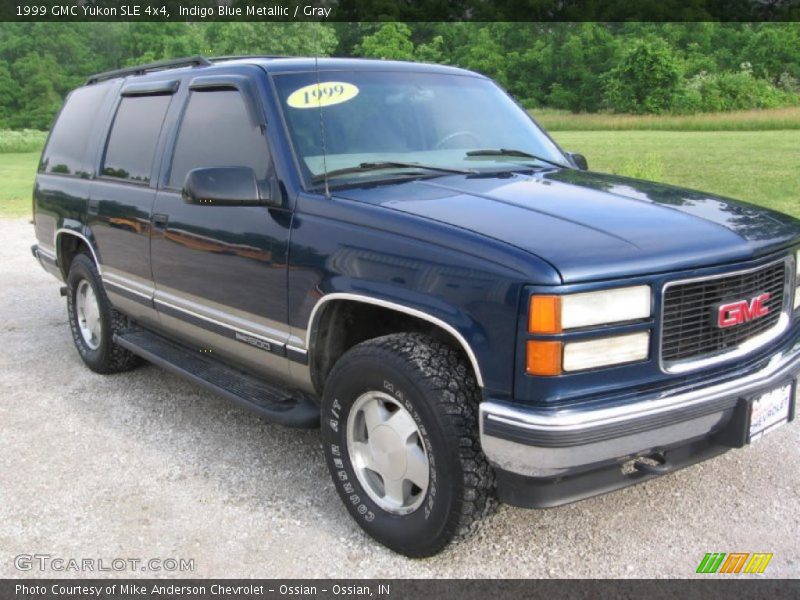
152, 213, 169, 229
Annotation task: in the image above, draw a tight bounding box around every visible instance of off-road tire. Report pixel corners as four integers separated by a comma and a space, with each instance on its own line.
66, 253, 141, 374
321, 333, 495, 557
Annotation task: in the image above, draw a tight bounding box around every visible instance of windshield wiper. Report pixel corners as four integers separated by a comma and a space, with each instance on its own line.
465, 148, 568, 169
311, 161, 474, 184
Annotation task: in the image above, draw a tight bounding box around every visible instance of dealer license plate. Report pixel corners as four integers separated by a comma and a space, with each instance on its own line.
749, 383, 792, 442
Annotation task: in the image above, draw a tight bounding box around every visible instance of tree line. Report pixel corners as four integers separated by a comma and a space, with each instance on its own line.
0, 22, 798, 129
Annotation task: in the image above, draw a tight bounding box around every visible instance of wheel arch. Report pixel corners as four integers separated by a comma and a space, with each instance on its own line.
55, 228, 101, 279
305, 293, 485, 394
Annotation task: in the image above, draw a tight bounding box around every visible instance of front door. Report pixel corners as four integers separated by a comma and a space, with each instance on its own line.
150, 84, 293, 380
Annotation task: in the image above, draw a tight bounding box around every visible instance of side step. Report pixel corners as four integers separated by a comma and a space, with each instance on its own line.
114, 329, 319, 428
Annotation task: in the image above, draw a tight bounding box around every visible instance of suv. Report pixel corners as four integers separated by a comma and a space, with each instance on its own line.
32, 56, 800, 557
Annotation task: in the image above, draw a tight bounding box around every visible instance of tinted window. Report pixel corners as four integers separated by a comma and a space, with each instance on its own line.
102, 94, 171, 184
169, 90, 269, 188
40, 83, 113, 177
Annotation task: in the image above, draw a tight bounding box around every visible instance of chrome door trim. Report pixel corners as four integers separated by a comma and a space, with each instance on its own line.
103, 278, 153, 301
154, 297, 286, 349
102, 267, 155, 300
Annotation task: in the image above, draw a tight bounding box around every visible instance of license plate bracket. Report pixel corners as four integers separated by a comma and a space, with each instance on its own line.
748, 381, 794, 443
713, 379, 796, 448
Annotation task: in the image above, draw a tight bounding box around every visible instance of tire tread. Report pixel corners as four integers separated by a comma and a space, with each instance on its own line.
327, 332, 496, 555
66, 253, 141, 374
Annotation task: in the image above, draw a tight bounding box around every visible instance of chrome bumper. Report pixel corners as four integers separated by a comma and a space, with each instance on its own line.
480, 338, 800, 478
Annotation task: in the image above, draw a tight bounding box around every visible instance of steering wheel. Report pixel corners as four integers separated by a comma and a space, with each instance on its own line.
434, 130, 482, 150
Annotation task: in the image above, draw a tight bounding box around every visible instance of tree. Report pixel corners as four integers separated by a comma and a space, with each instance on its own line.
356, 23, 415, 60
744, 24, 800, 85
10, 52, 62, 129
200, 22, 337, 57
0, 61, 17, 127
603, 39, 684, 114
0, 22, 798, 128
541, 23, 622, 112
120, 22, 204, 65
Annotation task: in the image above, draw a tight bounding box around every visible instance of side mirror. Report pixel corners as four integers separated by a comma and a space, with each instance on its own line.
566, 152, 588, 171
182, 167, 278, 207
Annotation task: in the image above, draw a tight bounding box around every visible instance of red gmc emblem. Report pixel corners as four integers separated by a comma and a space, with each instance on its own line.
716, 293, 771, 328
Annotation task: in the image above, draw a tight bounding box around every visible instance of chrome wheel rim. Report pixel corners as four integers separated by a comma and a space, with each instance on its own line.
346, 390, 430, 515
75, 279, 101, 350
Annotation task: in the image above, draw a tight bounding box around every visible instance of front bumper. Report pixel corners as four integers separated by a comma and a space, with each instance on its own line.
480, 332, 800, 508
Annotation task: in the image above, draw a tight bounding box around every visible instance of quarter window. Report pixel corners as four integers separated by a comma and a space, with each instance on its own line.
102, 94, 171, 184
169, 90, 269, 189
40, 82, 114, 177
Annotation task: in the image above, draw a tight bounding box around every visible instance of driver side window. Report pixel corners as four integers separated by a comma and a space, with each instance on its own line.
169, 89, 270, 189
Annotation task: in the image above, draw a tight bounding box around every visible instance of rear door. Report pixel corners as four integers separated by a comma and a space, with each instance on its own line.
149, 74, 293, 380
89, 81, 176, 327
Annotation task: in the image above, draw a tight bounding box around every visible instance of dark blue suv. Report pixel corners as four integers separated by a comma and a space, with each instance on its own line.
31, 56, 800, 557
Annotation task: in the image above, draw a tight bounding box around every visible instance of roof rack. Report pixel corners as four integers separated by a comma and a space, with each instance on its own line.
208, 55, 295, 63
85, 55, 212, 85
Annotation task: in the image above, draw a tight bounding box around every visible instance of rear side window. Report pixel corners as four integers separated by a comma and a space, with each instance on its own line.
102, 95, 171, 184
168, 90, 269, 188
40, 83, 113, 177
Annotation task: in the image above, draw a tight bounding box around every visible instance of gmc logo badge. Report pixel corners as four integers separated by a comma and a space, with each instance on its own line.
715, 293, 771, 328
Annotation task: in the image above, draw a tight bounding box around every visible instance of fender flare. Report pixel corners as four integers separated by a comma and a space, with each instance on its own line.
54, 228, 101, 277
305, 292, 485, 388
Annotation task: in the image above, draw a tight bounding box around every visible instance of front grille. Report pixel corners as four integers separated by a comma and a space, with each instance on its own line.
661, 261, 787, 365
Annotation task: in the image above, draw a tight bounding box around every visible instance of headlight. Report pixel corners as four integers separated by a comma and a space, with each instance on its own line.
525, 332, 650, 376
563, 332, 650, 372
529, 285, 651, 333
526, 286, 652, 376
795, 250, 800, 309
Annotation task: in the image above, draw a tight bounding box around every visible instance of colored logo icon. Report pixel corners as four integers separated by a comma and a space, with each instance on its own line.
696, 553, 773, 574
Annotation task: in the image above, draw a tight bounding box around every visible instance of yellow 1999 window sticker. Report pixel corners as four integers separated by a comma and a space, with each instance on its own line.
287, 82, 359, 109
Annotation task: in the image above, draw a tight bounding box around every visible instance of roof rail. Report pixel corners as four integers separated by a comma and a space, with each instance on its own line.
208, 55, 295, 63
85, 55, 212, 85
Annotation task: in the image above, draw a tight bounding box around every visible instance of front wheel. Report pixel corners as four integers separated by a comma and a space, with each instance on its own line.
321, 333, 494, 557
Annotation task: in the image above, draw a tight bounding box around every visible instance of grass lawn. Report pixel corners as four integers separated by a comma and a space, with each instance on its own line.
0, 131, 797, 220
535, 106, 800, 131
550, 130, 799, 218
0, 152, 38, 218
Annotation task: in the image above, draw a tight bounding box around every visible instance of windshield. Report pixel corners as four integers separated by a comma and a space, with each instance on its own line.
272, 70, 569, 188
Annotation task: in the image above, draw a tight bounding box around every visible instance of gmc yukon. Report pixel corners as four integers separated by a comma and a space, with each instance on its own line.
31, 56, 800, 557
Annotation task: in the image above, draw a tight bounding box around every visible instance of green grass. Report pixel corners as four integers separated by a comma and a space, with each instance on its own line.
0, 153, 38, 217
534, 106, 800, 131
0, 131, 797, 220
0, 129, 47, 153
551, 130, 799, 218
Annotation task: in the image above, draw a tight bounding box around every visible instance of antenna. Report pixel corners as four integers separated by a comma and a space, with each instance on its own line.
313, 25, 331, 199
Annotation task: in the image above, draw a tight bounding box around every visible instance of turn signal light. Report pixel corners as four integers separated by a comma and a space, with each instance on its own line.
526, 340, 563, 376
529, 295, 562, 334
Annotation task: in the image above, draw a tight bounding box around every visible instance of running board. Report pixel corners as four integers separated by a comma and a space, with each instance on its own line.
114, 329, 319, 428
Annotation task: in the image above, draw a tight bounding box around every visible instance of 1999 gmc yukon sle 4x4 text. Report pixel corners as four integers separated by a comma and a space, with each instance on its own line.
31, 55, 800, 557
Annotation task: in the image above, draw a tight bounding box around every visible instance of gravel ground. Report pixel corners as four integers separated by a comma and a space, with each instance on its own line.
1, 217, 798, 579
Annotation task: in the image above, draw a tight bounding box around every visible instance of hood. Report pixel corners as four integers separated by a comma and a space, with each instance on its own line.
335, 169, 800, 283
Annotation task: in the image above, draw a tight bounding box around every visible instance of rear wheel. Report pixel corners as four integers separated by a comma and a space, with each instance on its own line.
66, 253, 141, 374
321, 333, 495, 557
